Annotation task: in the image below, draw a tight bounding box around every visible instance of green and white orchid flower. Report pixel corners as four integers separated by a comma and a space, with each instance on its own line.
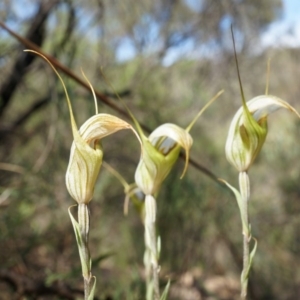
123, 90, 223, 300
25, 51, 140, 205
66, 113, 138, 204
225, 95, 300, 172
223, 36, 300, 299
134, 123, 193, 197
134, 91, 223, 198
26, 50, 141, 300
224, 92, 300, 299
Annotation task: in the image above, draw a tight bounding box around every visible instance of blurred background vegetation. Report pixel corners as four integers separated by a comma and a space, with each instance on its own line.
1, 0, 300, 299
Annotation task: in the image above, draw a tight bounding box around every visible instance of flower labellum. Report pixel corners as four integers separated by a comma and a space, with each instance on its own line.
225, 95, 300, 172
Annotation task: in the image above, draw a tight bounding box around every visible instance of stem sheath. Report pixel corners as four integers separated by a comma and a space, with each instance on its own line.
78, 204, 93, 300
144, 195, 160, 300
239, 172, 250, 299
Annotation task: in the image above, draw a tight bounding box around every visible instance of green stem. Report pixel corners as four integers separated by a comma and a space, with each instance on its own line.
144, 247, 152, 300
78, 204, 93, 300
144, 195, 160, 300
239, 172, 250, 299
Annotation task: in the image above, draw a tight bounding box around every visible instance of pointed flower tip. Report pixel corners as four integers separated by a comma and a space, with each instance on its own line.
180, 90, 224, 177
179, 153, 190, 179
81, 69, 99, 114
284, 102, 300, 119
186, 89, 224, 133
218, 178, 226, 184
25, 49, 78, 133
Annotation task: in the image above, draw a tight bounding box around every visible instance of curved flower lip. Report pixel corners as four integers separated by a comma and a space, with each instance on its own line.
226, 94, 300, 172
246, 95, 300, 120
79, 113, 137, 142
231, 95, 300, 125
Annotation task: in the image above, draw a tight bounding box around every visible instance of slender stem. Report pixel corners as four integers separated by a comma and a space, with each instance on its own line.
239, 172, 250, 299
78, 204, 93, 300
144, 247, 152, 300
144, 195, 160, 300
242, 233, 249, 299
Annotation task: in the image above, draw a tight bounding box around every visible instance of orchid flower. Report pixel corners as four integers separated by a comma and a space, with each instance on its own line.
25, 50, 141, 300
101, 66, 222, 300
223, 33, 300, 299
121, 89, 223, 300
25, 51, 140, 204
134, 123, 193, 197
225, 95, 300, 173
224, 93, 300, 299
134, 91, 224, 198
66, 113, 138, 204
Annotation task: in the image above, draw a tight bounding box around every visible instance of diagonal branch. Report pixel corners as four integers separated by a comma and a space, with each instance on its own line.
0, 21, 224, 187
0, 0, 60, 118
0, 21, 131, 123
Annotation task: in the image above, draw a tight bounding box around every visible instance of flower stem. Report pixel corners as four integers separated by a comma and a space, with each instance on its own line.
144, 247, 152, 300
144, 195, 160, 300
78, 204, 93, 300
239, 172, 250, 299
